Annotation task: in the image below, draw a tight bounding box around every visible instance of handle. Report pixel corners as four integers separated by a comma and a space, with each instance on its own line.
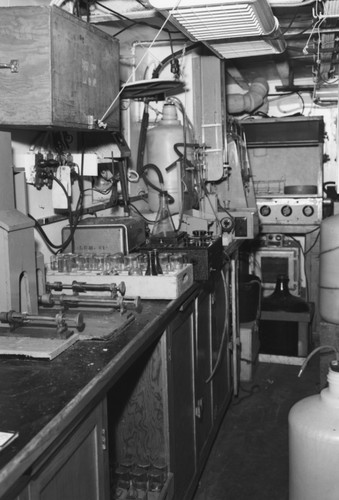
0, 59, 18, 73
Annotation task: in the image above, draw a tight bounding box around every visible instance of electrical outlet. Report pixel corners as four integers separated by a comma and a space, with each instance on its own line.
18, 152, 36, 184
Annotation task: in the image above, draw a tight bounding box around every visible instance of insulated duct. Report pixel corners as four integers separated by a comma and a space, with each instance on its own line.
227, 77, 269, 114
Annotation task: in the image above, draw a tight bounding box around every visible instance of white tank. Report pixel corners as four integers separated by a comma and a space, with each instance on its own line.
146, 103, 186, 213
319, 214, 339, 324
289, 361, 339, 500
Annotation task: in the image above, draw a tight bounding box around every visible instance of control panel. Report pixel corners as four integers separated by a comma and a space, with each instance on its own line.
256, 197, 322, 225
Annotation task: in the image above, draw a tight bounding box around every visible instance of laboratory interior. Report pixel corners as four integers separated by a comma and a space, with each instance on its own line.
1, 0, 339, 499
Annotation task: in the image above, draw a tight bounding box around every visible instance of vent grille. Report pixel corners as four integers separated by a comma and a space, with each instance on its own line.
149, 0, 286, 57
211, 35, 286, 58
169, 3, 276, 38
150, 0, 277, 37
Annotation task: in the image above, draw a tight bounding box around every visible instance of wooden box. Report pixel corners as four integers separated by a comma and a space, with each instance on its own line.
46, 264, 194, 300
0, 6, 119, 130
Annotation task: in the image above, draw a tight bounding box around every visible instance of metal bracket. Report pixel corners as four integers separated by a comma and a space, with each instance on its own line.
0, 59, 19, 73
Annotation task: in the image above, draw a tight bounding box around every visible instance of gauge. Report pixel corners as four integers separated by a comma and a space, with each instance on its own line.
260, 205, 271, 217
302, 205, 314, 217
281, 205, 292, 217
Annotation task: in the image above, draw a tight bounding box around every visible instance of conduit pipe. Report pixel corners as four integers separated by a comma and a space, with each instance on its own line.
227, 77, 269, 114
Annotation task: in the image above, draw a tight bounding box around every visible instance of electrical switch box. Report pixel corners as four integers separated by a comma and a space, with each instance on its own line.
0, 6, 120, 130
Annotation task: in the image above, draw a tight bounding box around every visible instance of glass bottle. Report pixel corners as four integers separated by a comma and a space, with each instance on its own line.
147, 469, 163, 500
151, 191, 176, 239
153, 249, 163, 275
261, 274, 309, 313
145, 250, 158, 276
131, 467, 148, 499
113, 466, 130, 499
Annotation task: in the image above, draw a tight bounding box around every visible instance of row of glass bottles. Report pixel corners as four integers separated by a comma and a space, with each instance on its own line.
112, 461, 168, 500
50, 251, 187, 276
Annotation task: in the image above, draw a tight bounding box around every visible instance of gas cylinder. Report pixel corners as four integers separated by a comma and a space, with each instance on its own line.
289, 359, 339, 500
319, 214, 339, 324
146, 102, 188, 214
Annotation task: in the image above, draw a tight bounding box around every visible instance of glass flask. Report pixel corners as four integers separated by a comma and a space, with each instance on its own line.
261, 274, 309, 313
151, 191, 176, 239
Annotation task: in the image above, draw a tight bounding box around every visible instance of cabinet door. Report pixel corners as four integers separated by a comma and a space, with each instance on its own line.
211, 266, 232, 420
194, 289, 213, 463
29, 401, 109, 500
167, 298, 196, 500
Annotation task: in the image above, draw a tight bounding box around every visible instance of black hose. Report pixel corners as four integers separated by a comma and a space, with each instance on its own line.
138, 163, 175, 204
152, 42, 201, 79
136, 102, 149, 175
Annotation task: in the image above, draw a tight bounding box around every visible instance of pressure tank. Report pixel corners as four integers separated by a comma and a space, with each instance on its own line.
319, 214, 339, 324
145, 103, 187, 214
289, 360, 339, 500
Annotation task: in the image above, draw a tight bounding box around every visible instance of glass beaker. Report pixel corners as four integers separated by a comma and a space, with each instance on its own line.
159, 253, 172, 274
169, 253, 184, 272
110, 253, 124, 274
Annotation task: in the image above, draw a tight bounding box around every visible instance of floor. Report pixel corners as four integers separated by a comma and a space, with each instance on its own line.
192, 357, 321, 500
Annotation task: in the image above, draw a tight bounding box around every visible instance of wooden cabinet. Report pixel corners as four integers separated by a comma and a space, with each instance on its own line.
106, 265, 235, 500
5, 261, 237, 500
166, 264, 233, 500
0, 6, 119, 130
106, 268, 234, 500
29, 401, 109, 500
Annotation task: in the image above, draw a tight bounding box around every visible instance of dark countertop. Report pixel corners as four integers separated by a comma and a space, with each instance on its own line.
0, 285, 199, 499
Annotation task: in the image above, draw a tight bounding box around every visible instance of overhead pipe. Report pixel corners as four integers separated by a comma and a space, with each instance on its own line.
227, 77, 269, 114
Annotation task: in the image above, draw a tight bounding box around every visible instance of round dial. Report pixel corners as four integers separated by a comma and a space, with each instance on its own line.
281, 205, 293, 217
260, 205, 271, 217
221, 217, 234, 233
302, 205, 314, 217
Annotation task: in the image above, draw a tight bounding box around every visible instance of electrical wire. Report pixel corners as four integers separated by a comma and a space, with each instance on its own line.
97, 1, 183, 126
29, 145, 86, 254
152, 42, 200, 79
287, 234, 309, 301
93, 0, 179, 37
129, 202, 178, 225
304, 227, 321, 255
205, 268, 230, 384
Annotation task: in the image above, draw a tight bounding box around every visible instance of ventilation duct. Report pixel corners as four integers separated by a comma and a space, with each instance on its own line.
149, 0, 286, 57
227, 77, 269, 113
313, 85, 339, 103
210, 34, 286, 59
